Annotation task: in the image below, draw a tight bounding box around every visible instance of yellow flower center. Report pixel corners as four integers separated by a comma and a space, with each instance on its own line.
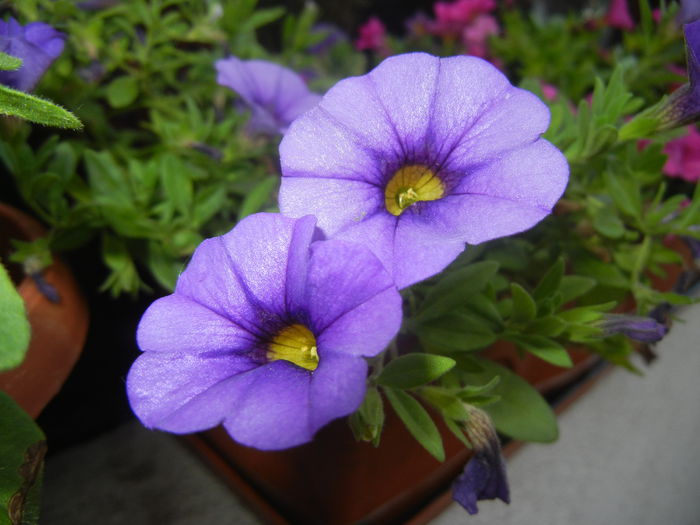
267, 324, 319, 371
384, 165, 445, 216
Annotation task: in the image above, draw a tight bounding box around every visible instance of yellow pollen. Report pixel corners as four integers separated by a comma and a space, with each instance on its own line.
267, 324, 319, 371
384, 165, 445, 216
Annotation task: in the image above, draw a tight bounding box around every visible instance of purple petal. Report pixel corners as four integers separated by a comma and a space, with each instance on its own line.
306, 239, 402, 355
309, 353, 368, 431
366, 53, 438, 147
0, 18, 64, 91
453, 446, 510, 515
177, 214, 316, 324
222, 360, 314, 449
136, 294, 256, 354
23, 22, 65, 58
442, 139, 569, 244
332, 210, 465, 289
216, 57, 319, 134
279, 176, 382, 235
220, 213, 316, 317
127, 352, 258, 433
280, 85, 394, 187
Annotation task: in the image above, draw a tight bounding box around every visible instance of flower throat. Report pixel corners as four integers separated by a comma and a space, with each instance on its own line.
267, 324, 319, 371
384, 165, 445, 216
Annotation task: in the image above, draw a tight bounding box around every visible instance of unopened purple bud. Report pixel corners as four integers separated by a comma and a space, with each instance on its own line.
653, 20, 700, 130
452, 406, 510, 515
600, 314, 669, 343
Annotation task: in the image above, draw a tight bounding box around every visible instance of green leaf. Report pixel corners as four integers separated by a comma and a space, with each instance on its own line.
416, 314, 497, 352
559, 275, 596, 303
533, 258, 565, 303
526, 315, 567, 337
384, 387, 445, 461
0, 52, 22, 71
160, 155, 193, 216
348, 387, 385, 446
0, 85, 82, 129
604, 171, 641, 219
463, 358, 559, 442
420, 386, 469, 421
238, 176, 278, 220
377, 354, 456, 389
510, 283, 537, 323
106, 76, 139, 108
505, 334, 573, 368
0, 392, 46, 525
0, 264, 30, 372
592, 209, 626, 239
416, 261, 499, 321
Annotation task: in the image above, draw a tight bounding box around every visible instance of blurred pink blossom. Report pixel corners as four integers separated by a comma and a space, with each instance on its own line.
461, 14, 499, 57
662, 126, 700, 182
430, 0, 496, 38
355, 17, 388, 54
605, 0, 635, 31
541, 83, 559, 102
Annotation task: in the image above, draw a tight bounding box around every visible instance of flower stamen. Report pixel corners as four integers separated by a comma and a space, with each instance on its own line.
268, 324, 319, 371
385, 165, 445, 216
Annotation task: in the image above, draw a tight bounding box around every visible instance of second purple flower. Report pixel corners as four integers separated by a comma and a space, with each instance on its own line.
279, 53, 569, 289
127, 213, 402, 450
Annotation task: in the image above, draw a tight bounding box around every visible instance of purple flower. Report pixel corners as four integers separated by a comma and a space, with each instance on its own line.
215, 56, 322, 135
680, 0, 700, 24
127, 213, 402, 450
652, 19, 700, 130
0, 17, 65, 92
279, 53, 569, 289
600, 314, 669, 343
453, 406, 510, 514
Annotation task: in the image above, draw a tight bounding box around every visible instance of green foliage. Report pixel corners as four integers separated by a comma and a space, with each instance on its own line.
348, 387, 384, 446
384, 387, 445, 462
0, 392, 46, 525
0, 265, 30, 372
0, 85, 82, 129
377, 354, 456, 389
461, 359, 559, 443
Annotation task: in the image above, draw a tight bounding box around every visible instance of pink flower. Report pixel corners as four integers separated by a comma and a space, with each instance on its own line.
461, 14, 499, 58
355, 17, 388, 54
430, 0, 496, 38
605, 0, 635, 31
662, 126, 700, 182
541, 83, 559, 102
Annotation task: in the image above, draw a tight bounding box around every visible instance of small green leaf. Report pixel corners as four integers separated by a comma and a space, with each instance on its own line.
0, 264, 30, 372
349, 387, 384, 446
0, 85, 82, 129
510, 283, 537, 323
0, 52, 22, 71
559, 275, 596, 303
160, 155, 193, 216
526, 315, 567, 337
533, 258, 565, 303
106, 76, 139, 108
384, 387, 445, 461
463, 358, 559, 442
505, 334, 573, 368
420, 386, 469, 421
416, 314, 497, 352
377, 354, 456, 389
416, 261, 500, 321
0, 392, 46, 525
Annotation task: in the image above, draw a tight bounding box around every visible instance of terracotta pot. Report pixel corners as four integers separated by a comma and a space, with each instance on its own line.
0, 204, 89, 418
